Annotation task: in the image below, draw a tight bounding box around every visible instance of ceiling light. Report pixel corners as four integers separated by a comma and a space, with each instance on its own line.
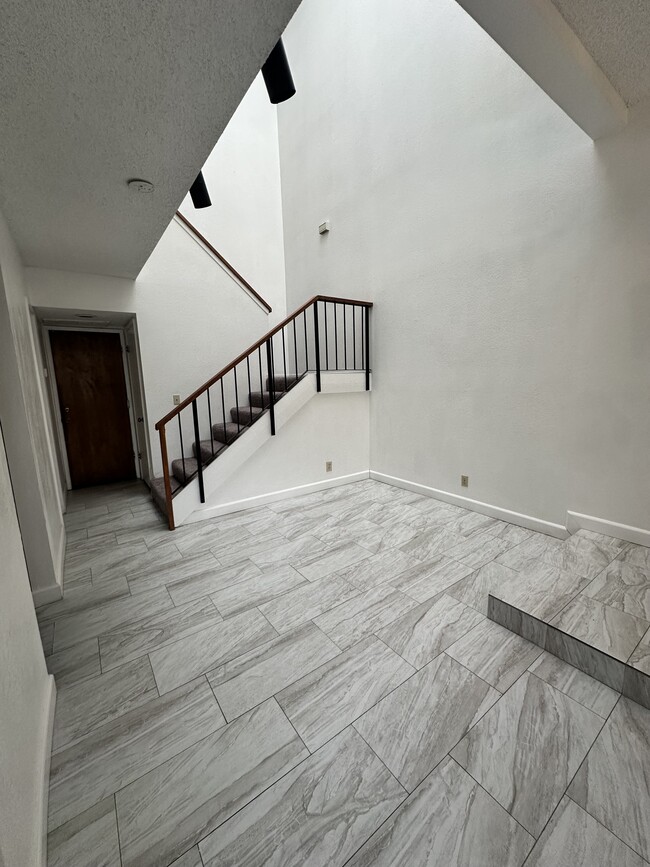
189, 171, 211, 209
262, 38, 296, 104
128, 178, 155, 193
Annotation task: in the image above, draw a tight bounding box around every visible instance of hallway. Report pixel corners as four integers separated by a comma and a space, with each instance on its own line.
40, 480, 650, 866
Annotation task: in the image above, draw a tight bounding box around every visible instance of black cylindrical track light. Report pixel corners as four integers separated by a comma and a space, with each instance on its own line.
189, 171, 211, 208
262, 38, 296, 104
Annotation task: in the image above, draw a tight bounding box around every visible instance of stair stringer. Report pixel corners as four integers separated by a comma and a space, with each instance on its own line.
171, 371, 368, 526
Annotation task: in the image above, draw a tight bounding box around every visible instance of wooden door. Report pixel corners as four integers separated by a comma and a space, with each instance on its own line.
49, 330, 136, 488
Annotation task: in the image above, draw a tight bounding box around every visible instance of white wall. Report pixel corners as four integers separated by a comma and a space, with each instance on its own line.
180, 74, 287, 323
0, 208, 64, 600
0, 423, 54, 867
28, 218, 274, 479
278, 0, 650, 531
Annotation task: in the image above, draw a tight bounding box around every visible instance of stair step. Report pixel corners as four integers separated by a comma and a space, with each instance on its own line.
230, 405, 263, 426
192, 439, 226, 464
266, 375, 299, 392
249, 391, 272, 408
212, 422, 243, 444
150, 476, 182, 517
172, 457, 199, 484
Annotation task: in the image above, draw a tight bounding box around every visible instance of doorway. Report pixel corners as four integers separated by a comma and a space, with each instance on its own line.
49, 330, 137, 488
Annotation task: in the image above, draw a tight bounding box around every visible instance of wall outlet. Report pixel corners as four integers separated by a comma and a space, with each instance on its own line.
172, 394, 181, 406
325, 461, 333, 472
461, 475, 469, 488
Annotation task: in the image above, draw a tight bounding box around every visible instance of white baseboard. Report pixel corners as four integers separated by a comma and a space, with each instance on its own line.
33, 582, 63, 608
183, 471, 371, 523
567, 511, 650, 547
38, 675, 56, 865
370, 471, 569, 539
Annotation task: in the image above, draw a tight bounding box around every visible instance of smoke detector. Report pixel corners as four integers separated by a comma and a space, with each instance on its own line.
127, 178, 154, 193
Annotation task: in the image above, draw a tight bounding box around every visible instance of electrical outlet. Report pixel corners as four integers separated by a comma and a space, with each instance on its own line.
325, 461, 333, 473
172, 394, 181, 406
461, 475, 469, 488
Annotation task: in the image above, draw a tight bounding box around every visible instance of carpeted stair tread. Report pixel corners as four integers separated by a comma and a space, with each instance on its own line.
172, 457, 199, 484
266, 374, 299, 392
230, 405, 264, 426
193, 439, 227, 463
249, 391, 272, 408
212, 421, 244, 444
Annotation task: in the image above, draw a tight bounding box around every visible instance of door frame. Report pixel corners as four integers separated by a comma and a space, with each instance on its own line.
43, 325, 140, 491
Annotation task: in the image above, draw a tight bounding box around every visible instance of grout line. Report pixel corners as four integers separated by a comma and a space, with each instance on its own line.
564, 789, 649, 861
204, 675, 228, 726
113, 792, 125, 867
276, 702, 311, 755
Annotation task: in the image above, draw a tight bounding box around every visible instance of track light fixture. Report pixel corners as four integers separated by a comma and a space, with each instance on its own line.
262, 38, 296, 104
189, 171, 211, 209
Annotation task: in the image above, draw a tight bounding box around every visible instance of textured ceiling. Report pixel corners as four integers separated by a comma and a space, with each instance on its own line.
0, 0, 301, 277
551, 0, 650, 106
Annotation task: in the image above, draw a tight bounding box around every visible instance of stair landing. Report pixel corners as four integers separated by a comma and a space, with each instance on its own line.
488, 531, 650, 709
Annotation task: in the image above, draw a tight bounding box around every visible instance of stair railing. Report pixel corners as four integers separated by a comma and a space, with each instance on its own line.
155, 295, 373, 529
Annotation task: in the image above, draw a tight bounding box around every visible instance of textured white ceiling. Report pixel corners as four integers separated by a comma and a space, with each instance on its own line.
551, 0, 650, 107
0, 0, 301, 277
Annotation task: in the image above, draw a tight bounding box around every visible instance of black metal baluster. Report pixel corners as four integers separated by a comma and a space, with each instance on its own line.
207, 388, 214, 457
220, 379, 227, 443
178, 415, 186, 484
234, 366, 241, 432
266, 337, 276, 434
313, 301, 321, 392
303, 310, 308, 372
361, 305, 365, 374
334, 302, 339, 370
246, 355, 253, 423
191, 399, 205, 503
343, 304, 348, 369
353, 306, 357, 369
281, 326, 287, 390
258, 346, 265, 409
293, 318, 298, 382
365, 306, 370, 390
324, 302, 329, 371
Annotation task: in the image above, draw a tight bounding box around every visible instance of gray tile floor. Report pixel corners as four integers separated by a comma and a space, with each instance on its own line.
39, 479, 650, 866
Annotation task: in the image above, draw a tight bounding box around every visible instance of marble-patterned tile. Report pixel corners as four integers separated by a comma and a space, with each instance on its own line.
494, 561, 591, 621
48, 677, 225, 831
149, 607, 277, 694
167, 559, 264, 607
258, 574, 359, 634
117, 541, 186, 583
126, 551, 220, 595
168, 848, 203, 867
213, 530, 297, 568
451, 671, 602, 836
623, 665, 650, 710
354, 520, 421, 554
39, 620, 55, 656
629, 628, 650, 674
545, 624, 626, 692
584, 560, 650, 621
488, 595, 549, 647
377, 593, 484, 669
173, 521, 251, 556
334, 547, 421, 592
208, 623, 340, 720
313, 585, 418, 649
618, 544, 650, 575
116, 699, 307, 867
99, 597, 222, 672
85, 510, 161, 540
275, 510, 339, 542
346, 756, 533, 867
47, 638, 101, 687
445, 533, 511, 569
569, 698, 650, 861
400, 526, 467, 562
529, 651, 620, 718
52, 587, 174, 652
52, 657, 158, 753
64, 540, 148, 581
65, 527, 89, 543
551, 594, 649, 662
198, 726, 406, 867
63, 570, 94, 592
483, 521, 533, 545
315, 517, 387, 548
540, 530, 627, 580
37, 575, 130, 624
210, 564, 306, 617
64, 503, 110, 529
495, 533, 564, 572
446, 561, 521, 615
447, 512, 499, 538
446, 618, 542, 692
354, 652, 498, 791
390, 555, 475, 602
295, 540, 372, 582
47, 796, 121, 867
525, 796, 647, 867
246, 534, 324, 572
277, 635, 414, 751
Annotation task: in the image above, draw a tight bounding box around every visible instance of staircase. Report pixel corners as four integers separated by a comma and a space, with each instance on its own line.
150, 295, 372, 529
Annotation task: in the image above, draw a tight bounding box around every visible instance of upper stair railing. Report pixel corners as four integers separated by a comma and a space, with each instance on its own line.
154, 295, 373, 529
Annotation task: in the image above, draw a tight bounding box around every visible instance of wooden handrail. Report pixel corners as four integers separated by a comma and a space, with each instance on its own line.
175, 210, 273, 314
155, 294, 373, 429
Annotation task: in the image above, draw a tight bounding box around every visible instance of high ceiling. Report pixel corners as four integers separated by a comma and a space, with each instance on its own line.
0, 0, 300, 278
550, 0, 650, 106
